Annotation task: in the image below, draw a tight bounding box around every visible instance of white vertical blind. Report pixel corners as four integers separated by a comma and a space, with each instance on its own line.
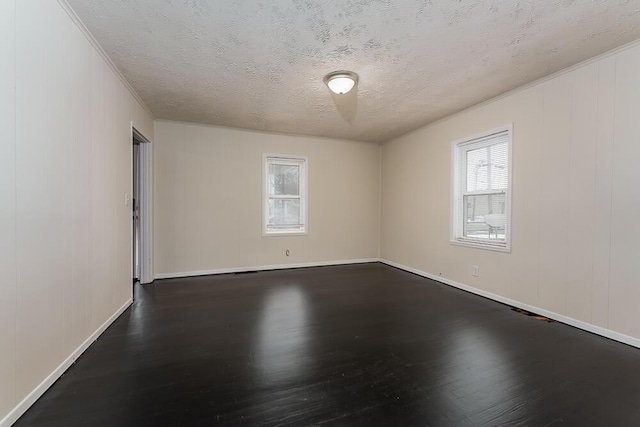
452, 127, 512, 251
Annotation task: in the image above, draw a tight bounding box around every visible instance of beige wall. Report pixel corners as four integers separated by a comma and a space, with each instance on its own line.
0, 1, 154, 423
381, 42, 640, 342
0, 0, 17, 419
153, 120, 380, 276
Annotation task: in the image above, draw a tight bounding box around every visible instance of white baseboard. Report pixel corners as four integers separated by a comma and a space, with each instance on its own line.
1, 299, 133, 427
380, 258, 640, 349
154, 258, 380, 280
6, 259, 637, 426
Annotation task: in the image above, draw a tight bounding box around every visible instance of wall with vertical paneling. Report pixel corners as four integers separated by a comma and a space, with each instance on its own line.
0, 0, 17, 420
0, 1, 154, 424
153, 120, 381, 277
381, 41, 640, 343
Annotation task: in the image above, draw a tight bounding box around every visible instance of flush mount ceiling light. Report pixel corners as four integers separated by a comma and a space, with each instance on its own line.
323, 70, 359, 95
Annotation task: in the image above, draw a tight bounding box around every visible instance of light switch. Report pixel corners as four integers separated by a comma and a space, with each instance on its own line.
125, 193, 130, 207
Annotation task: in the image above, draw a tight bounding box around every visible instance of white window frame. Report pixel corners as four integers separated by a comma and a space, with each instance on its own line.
263, 154, 308, 236
450, 124, 513, 252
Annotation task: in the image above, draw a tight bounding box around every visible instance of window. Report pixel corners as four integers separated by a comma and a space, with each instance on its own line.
451, 125, 512, 252
263, 154, 308, 235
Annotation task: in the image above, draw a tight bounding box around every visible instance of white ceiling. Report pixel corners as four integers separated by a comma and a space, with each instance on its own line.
68, 0, 640, 143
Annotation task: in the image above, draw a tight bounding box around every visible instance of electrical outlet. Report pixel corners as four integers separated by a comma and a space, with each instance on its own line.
286, 249, 290, 256
472, 265, 479, 277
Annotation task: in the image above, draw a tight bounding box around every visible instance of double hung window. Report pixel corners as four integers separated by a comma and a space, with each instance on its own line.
263, 155, 308, 235
451, 125, 512, 252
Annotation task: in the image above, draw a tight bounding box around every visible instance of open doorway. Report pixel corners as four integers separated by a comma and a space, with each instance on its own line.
132, 126, 152, 285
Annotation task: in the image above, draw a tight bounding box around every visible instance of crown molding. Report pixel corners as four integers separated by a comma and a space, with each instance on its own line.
57, 0, 155, 121
387, 37, 640, 144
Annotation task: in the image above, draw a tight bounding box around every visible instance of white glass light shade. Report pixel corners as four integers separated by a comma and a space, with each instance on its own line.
324, 71, 358, 94
327, 76, 355, 94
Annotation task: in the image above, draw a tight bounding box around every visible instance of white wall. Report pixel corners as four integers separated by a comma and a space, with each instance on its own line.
154, 121, 380, 276
0, 1, 154, 424
381, 42, 640, 343
0, 0, 17, 420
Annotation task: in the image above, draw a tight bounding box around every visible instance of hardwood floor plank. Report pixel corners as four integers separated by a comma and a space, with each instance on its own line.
15, 263, 640, 426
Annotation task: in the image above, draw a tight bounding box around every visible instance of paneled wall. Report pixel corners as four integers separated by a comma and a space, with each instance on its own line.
381, 42, 640, 342
0, 0, 17, 419
153, 121, 381, 276
0, 1, 154, 423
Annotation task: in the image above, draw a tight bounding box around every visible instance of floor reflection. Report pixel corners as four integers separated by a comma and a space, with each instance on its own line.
436, 324, 521, 424
255, 286, 311, 385
128, 282, 156, 337
16, 265, 640, 426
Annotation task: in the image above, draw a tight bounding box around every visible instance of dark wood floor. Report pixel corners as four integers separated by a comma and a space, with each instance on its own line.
15, 263, 640, 426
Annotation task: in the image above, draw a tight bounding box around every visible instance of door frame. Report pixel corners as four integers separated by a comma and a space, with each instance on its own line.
132, 124, 153, 284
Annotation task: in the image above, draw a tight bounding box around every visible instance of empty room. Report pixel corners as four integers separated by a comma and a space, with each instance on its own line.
2, 0, 640, 425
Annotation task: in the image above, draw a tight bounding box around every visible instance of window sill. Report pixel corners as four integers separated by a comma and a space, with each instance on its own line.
450, 239, 511, 253
263, 230, 308, 237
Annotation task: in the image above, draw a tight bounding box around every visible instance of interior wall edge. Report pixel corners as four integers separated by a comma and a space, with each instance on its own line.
0, 299, 132, 427
152, 118, 379, 146
377, 144, 383, 259
154, 258, 380, 280
379, 259, 640, 349
56, 0, 155, 121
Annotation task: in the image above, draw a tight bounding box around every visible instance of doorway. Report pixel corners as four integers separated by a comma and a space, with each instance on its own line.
132, 126, 152, 285
133, 138, 141, 282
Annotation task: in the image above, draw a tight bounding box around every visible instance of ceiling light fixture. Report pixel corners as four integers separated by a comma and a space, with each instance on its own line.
323, 70, 359, 95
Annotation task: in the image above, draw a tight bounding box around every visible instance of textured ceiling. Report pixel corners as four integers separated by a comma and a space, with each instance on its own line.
68, 0, 640, 143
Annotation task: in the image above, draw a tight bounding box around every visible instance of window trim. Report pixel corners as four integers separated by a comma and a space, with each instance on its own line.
450, 124, 513, 253
262, 153, 309, 236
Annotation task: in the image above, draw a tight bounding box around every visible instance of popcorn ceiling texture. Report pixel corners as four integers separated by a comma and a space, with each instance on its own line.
68, 0, 640, 143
